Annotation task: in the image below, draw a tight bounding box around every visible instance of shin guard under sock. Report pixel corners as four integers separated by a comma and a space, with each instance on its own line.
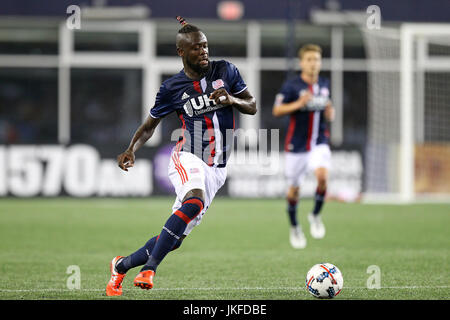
141, 197, 204, 272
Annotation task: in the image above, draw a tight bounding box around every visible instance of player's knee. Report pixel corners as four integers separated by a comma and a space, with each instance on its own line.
315, 170, 328, 187
317, 177, 327, 189
287, 186, 299, 200
183, 188, 205, 203
174, 196, 204, 224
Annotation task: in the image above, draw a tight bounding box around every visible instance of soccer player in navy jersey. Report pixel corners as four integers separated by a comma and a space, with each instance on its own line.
272, 44, 335, 249
105, 17, 256, 296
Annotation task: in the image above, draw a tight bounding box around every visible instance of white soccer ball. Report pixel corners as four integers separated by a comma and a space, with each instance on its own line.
305, 263, 343, 299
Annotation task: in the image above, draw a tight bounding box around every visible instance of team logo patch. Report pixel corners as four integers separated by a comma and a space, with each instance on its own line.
212, 79, 224, 90
320, 87, 329, 97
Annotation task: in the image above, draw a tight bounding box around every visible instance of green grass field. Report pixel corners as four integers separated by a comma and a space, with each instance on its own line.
0, 197, 449, 300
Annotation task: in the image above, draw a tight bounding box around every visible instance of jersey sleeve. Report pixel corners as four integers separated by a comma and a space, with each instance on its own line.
225, 61, 248, 95
274, 80, 296, 106
149, 83, 175, 119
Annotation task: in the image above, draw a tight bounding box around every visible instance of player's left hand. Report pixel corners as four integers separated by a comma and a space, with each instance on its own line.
324, 103, 335, 122
209, 88, 235, 105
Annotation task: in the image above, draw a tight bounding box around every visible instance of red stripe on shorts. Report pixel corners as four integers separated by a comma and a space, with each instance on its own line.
172, 154, 188, 184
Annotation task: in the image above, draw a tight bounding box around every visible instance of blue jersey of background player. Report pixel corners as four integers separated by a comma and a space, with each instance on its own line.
150, 59, 248, 167
275, 76, 331, 153
273, 44, 335, 249
106, 17, 256, 296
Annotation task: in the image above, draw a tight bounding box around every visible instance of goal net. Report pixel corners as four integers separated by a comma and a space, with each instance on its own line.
362, 24, 450, 202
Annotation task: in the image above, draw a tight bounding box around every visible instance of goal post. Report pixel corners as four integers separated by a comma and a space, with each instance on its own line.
399, 24, 415, 203
362, 23, 450, 203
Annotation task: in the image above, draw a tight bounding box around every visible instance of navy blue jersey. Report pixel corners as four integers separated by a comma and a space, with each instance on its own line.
150, 60, 247, 167
274, 75, 331, 153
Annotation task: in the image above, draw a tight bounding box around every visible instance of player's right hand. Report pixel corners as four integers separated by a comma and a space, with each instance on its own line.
297, 91, 312, 109
117, 150, 135, 171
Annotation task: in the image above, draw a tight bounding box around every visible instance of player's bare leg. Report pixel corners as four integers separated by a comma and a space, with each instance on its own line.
287, 186, 299, 202
286, 186, 306, 249
315, 168, 328, 190
308, 167, 327, 239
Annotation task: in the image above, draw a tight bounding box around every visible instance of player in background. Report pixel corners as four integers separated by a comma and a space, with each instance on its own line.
105, 16, 256, 296
272, 44, 335, 249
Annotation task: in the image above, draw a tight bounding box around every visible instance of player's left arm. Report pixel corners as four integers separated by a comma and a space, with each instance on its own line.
324, 100, 335, 122
209, 88, 257, 115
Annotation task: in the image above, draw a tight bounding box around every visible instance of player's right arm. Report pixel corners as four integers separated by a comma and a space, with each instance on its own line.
117, 116, 161, 171
272, 91, 312, 117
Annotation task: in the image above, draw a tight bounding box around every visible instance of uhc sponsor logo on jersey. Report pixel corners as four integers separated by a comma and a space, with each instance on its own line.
306, 96, 329, 111
299, 88, 330, 111
212, 79, 224, 90
183, 93, 225, 117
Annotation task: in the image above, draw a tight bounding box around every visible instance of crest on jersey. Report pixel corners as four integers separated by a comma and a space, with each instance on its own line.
212, 79, 224, 90
320, 87, 329, 97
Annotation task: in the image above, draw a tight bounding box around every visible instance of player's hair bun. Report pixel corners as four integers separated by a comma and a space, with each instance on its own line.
176, 16, 200, 34
176, 16, 188, 27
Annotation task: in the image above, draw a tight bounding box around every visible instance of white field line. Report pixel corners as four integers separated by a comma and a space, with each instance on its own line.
1, 286, 449, 293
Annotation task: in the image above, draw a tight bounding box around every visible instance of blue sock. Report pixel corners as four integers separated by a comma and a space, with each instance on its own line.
313, 188, 326, 215
141, 197, 204, 273
287, 199, 298, 226
115, 235, 183, 274
115, 236, 157, 274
